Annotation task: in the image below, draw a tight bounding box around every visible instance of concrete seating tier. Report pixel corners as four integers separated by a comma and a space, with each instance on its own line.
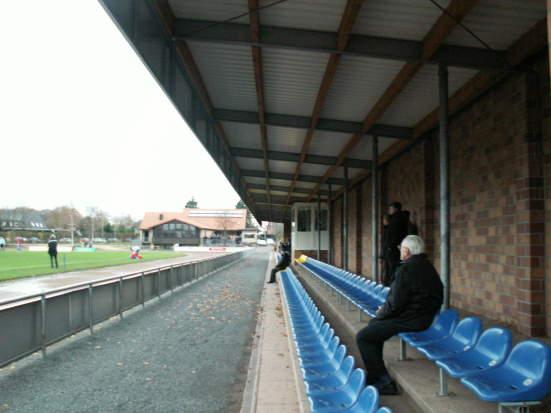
298, 257, 551, 413
280, 269, 394, 413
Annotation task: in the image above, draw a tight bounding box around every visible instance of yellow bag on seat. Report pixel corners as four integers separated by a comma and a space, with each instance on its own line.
296, 255, 308, 264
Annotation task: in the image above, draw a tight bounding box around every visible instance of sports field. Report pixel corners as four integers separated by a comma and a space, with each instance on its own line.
0, 250, 185, 282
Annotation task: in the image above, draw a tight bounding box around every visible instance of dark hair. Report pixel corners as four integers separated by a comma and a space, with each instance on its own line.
389, 202, 402, 210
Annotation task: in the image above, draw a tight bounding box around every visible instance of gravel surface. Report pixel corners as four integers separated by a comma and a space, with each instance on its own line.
0, 248, 270, 413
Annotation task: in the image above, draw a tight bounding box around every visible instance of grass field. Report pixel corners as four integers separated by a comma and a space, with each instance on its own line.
0, 250, 185, 282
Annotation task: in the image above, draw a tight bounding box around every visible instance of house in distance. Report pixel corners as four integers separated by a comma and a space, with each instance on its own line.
139, 208, 254, 247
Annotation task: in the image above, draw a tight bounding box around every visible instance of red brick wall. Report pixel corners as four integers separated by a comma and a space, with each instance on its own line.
329, 54, 550, 337
360, 178, 373, 277
347, 189, 358, 273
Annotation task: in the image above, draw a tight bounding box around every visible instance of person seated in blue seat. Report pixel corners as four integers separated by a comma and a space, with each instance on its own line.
356, 235, 443, 395
267, 239, 291, 284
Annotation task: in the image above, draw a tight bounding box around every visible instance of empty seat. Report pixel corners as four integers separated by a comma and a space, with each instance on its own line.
339, 386, 380, 413
436, 327, 512, 378
305, 356, 356, 394
309, 369, 365, 413
400, 309, 459, 347
461, 340, 551, 403
416, 317, 483, 361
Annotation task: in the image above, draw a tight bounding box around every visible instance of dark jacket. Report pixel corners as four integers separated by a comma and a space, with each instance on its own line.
380, 225, 389, 258
386, 211, 409, 252
48, 239, 58, 255
376, 254, 443, 329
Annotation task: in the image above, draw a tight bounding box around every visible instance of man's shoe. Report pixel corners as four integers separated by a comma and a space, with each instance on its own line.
266, 281, 276, 284
374, 380, 399, 395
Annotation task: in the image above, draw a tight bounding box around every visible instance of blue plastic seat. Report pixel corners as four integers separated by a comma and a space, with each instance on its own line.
305, 356, 356, 394
461, 340, 551, 402
400, 309, 459, 347
338, 385, 379, 413
436, 327, 512, 378
299, 334, 339, 354
302, 345, 347, 377
309, 369, 365, 413
416, 317, 483, 361
375, 408, 393, 413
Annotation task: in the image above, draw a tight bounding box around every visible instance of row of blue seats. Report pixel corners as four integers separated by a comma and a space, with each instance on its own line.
300, 258, 389, 318
298, 257, 551, 413
279, 269, 394, 413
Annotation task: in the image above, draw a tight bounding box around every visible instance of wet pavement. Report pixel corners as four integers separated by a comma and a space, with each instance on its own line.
0, 248, 269, 413
0, 251, 223, 304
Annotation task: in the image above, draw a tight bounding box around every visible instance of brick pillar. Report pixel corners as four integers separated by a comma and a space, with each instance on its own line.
356, 185, 363, 274
515, 70, 546, 337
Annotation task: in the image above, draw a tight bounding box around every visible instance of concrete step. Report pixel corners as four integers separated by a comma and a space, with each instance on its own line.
292, 265, 551, 413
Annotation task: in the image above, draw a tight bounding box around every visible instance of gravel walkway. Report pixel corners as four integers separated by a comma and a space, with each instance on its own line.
0, 248, 270, 413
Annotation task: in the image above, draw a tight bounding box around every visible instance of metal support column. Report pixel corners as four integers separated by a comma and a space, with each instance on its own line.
371, 135, 379, 283
343, 167, 349, 270
439, 63, 450, 309
317, 194, 321, 260
328, 184, 333, 265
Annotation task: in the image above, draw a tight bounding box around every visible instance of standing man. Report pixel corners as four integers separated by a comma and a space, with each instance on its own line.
267, 239, 291, 284
383, 202, 409, 286
356, 235, 443, 394
48, 234, 59, 269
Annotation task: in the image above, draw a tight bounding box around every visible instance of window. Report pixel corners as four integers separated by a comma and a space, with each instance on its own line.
297, 207, 311, 232
315, 209, 328, 231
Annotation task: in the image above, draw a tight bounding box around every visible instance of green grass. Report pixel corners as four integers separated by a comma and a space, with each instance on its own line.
0, 250, 185, 282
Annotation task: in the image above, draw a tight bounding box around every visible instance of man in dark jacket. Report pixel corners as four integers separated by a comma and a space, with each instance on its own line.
383, 202, 409, 286
48, 234, 59, 269
267, 239, 291, 284
356, 235, 443, 394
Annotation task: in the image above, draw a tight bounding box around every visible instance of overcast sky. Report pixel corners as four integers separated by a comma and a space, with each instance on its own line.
0, 1, 242, 220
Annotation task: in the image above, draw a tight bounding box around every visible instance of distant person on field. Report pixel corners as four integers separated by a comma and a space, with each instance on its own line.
356, 235, 443, 395
0, 237, 5, 251
267, 239, 291, 284
48, 234, 59, 269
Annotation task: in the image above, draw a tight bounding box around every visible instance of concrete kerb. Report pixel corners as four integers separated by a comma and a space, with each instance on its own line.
240, 252, 272, 413
240, 254, 309, 413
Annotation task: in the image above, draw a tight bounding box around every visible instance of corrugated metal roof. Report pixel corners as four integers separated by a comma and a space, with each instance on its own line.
321, 56, 405, 122
379, 65, 478, 127
245, 177, 268, 186
269, 159, 298, 174
263, 48, 329, 117
307, 130, 349, 157
352, 0, 451, 41
293, 181, 316, 189
445, 0, 545, 49
353, 136, 400, 160
259, 0, 347, 32
222, 122, 262, 149
187, 41, 257, 112
266, 125, 304, 154
169, 0, 249, 23
237, 157, 265, 171
301, 163, 334, 177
